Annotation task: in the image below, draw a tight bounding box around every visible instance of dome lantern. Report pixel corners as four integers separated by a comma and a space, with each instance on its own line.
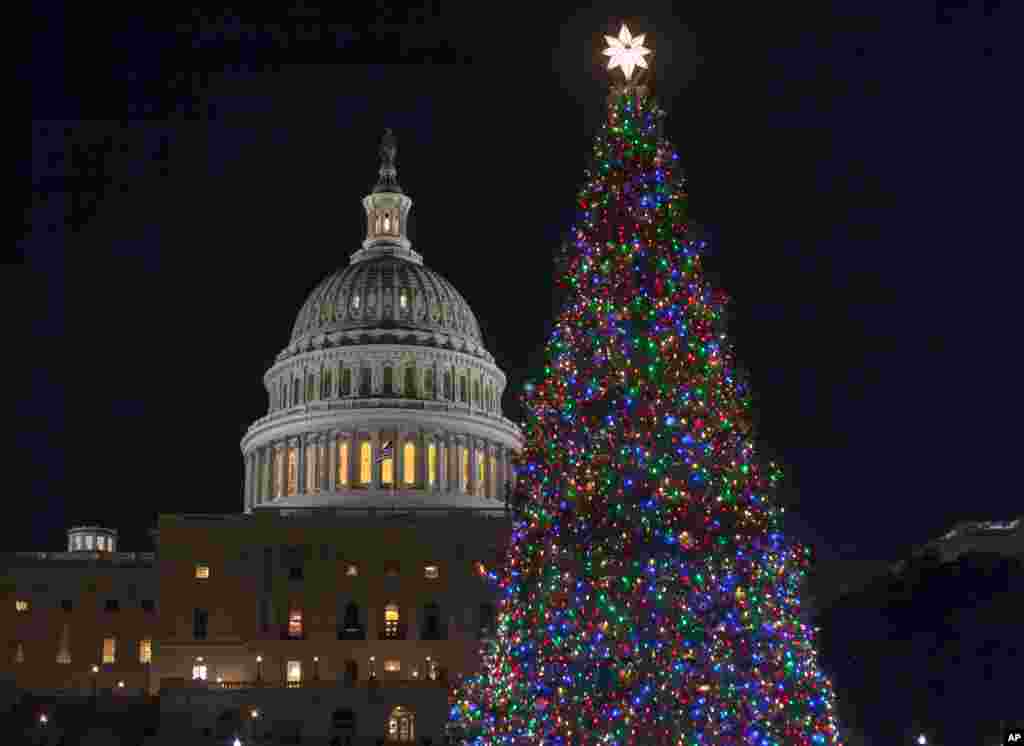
352, 128, 422, 266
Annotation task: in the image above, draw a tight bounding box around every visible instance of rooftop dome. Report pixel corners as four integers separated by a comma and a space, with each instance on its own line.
288, 255, 484, 354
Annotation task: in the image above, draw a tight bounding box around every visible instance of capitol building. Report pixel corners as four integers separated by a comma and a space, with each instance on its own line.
2, 131, 523, 745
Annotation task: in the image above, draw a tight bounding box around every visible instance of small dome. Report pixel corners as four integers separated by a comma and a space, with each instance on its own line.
287, 256, 484, 354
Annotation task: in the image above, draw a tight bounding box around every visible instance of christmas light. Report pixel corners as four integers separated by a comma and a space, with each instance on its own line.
449, 75, 846, 746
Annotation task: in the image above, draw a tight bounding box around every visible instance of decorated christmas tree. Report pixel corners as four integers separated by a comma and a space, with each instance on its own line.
448, 25, 846, 746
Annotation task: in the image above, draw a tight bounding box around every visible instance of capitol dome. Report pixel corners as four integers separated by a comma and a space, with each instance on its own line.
240, 129, 522, 515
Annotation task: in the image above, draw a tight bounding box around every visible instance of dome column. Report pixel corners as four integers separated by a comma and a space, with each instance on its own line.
416, 428, 427, 490
395, 427, 406, 489
297, 435, 307, 494
468, 437, 478, 497
371, 431, 382, 489
328, 431, 338, 492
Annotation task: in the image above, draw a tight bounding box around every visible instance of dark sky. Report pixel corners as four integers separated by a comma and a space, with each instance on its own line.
19, 2, 1019, 561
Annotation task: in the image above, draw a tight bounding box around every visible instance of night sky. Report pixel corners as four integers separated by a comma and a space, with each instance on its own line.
20, 2, 1019, 562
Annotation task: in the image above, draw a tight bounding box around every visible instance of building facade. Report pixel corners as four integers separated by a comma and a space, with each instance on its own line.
2, 130, 523, 744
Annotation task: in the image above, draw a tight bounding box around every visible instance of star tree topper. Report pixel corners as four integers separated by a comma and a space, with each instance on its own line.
603, 24, 651, 82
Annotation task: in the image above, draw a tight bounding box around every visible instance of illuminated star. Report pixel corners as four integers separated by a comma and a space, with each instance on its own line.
603, 24, 651, 82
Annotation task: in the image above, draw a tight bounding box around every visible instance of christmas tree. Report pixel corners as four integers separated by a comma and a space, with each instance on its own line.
448, 25, 846, 746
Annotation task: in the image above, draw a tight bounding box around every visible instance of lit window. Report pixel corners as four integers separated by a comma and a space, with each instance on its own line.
345, 563, 359, 577
384, 603, 400, 639
427, 657, 438, 680
288, 608, 303, 638
192, 662, 207, 681
424, 564, 439, 580
381, 445, 394, 485
195, 564, 210, 579
359, 442, 372, 484
15, 599, 28, 613
383, 214, 391, 233
86, 535, 95, 550
428, 442, 436, 486
399, 290, 408, 309
353, 294, 360, 310
403, 441, 415, 485
286, 448, 298, 496
102, 637, 116, 664
287, 660, 302, 684
139, 638, 152, 664
384, 659, 400, 672
388, 706, 415, 742
97, 536, 105, 551
337, 441, 349, 485
477, 453, 486, 496
461, 448, 469, 492
74, 535, 82, 549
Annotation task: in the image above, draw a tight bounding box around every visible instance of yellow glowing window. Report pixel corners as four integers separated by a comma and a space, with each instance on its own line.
428, 443, 436, 486
337, 441, 349, 485
195, 564, 210, 579
288, 609, 303, 638
102, 637, 116, 664
384, 603, 400, 639
403, 442, 415, 484
384, 659, 400, 672
477, 453, 485, 494
15, 599, 29, 613
139, 638, 152, 664
345, 563, 359, 577
461, 448, 469, 491
287, 660, 302, 683
359, 442, 372, 484
286, 448, 298, 496
424, 564, 439, 579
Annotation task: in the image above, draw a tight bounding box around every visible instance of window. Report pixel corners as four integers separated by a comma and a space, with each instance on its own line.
477, 452, 486, 496
383, 365, 394, 396
424, 564, 439, 580
139, 638, 152, 664
359, 442, 372, 484
60, 599, 73, 612
343, 602, 360, 630
381, 443, 394, 485
192, 661, 207, 680
337, 440, 349, 485
141, 599, 155, 613
399, 289, 408, 310
195, 564, 210, 579
383, 213, 391, 233
74, 535, 82, 550
490, 455, 497, 496
384, 561, 400, 578
345, 563, 359, 577
305, 444, 317, 494
292, 379, 300, 407
103, 637, 116, 664
288, 608, 303, 638
56, 624, 71, 664
286, 447, 298, 495
353, 293, 360, 310
384, 659, 400, 672
14, 641, 24, 664
193, 608, 208, 640
306, 374, 315, 401
15, 599, 29, 613
459, 376, 467, 403
473, 379, 481, 406
443, 370, 452, 400
428, 442, 437, 486
425, 369, 434, 396
387, 706, 415, 742
341, 367, 352, 396
359, 366, 371, 396
403, 441, 415, 485
97, 536, 106, 550
461, 448, 469, 492
289, 566, 304, 581
104, 599, 119, 612
86, 535, 95, 550
404, 365, 416, 397
427, 657, 439, 681
321, 369, 332, 399
384, 603, 400, 639
287, 660, 302, 684
422, 602, 442, 640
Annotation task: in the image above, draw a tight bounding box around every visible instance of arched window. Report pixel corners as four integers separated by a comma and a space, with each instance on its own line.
383, 213, 391, 233
403, 441, 415, 485
353, 293, 361, 310
404, 366, 416, 397
387, 706, 415, 742
443, 370, 452, 400
381, 441, 394, 485
287, 448, 298, 496
425, 369, 434, 396
383, 603, 400, 639
359, 442, 372, 485
337, 441, 349, 486
359, 367, 371, 396
383, 366, 394, 396
341, 367, 352, 396
427, 442, 437, 487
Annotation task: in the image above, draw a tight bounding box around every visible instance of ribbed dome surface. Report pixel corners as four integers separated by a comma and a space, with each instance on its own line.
289, 256, 483, 348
